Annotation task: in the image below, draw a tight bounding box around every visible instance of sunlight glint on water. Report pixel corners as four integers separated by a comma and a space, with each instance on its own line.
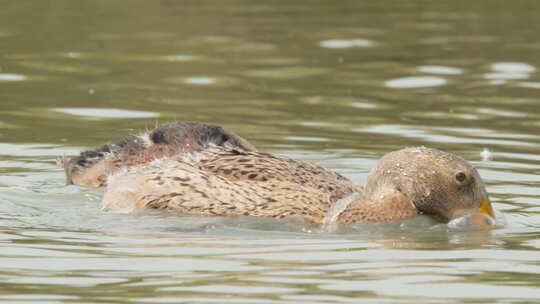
0, 1, 540, 303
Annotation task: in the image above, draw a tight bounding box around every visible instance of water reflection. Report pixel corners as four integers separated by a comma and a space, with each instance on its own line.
243, 66, 328, 79
0, 73, 27, 81
319, 38, 374, 49
54, 108, 159, 119
182, 77, 217, 85
517, 81, 540, 89
418, 65, 464, 75
18, 61, 109, 76
384, 76, 447, 88
484, 62, 536, 81
1, 0, 540, 303
491, 62, 536, 73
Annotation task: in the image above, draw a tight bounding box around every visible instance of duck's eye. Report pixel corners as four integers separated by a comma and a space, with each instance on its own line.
455, 171, 467, 183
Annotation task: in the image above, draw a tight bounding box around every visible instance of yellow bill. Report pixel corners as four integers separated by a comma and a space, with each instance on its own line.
477, 198, 495, 218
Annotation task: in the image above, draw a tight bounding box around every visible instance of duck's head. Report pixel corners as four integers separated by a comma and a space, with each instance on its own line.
364, 147, 494, 222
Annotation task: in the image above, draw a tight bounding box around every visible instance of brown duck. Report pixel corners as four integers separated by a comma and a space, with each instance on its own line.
59, 122, 495, 225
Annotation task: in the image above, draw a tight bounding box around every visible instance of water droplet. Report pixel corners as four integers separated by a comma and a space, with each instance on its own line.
480, 148, 493, 161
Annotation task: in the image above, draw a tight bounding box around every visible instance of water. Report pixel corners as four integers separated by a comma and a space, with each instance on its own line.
1, 1, 540, 303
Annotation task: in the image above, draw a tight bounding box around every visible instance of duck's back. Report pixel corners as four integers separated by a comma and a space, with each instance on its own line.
58, 122, 256, 188
197, 149, 357, 201
102, 148, 362, 224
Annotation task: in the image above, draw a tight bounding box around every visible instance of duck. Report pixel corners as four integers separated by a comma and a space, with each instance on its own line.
59, 122, 495, 225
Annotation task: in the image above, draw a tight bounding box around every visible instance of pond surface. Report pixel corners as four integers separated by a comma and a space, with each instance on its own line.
1, 1, 540, 303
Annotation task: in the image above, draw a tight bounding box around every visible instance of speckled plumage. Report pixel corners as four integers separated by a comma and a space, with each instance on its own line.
102, 147, 362, 224
57, 123, 256, 188
61, 123, 494, 225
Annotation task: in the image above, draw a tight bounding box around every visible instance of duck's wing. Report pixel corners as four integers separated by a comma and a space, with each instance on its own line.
58, 123, 255, 188
195, 148, 361, 202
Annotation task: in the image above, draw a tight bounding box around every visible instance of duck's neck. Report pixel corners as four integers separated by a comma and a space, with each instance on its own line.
337, 188, 418, 224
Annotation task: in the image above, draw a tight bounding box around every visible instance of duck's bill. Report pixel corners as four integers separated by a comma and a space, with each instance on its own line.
448, 197, 497, 230
477, 197, 495, 218
447, 212, 496, 229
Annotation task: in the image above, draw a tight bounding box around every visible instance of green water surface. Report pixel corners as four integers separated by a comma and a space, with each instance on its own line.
1, 1, 540, 303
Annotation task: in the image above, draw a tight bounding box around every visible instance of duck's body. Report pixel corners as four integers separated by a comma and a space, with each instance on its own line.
60, 122, 495, 225
102, 147, 362, 224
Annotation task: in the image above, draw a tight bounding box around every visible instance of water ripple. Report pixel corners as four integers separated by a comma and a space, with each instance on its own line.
0, 73, 27, 81
319, 38, 374, 49
54, 108, 159, 119
419, 65, 464, 75
385, 76, 447, 88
